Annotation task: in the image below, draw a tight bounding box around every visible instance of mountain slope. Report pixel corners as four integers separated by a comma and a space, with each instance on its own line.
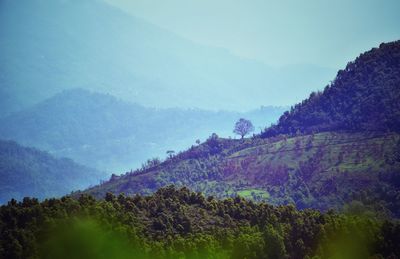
261, 40, 400, 137
0, 140, 104, 203
0, 0, 335, 116
80, 41, 400, 217
82, 132, 400, 216
0, 89, 286, 172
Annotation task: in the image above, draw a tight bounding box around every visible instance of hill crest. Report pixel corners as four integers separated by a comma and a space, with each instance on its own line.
261, 40, 400, 137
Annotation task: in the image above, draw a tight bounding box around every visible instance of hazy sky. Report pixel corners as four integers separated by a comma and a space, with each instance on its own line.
105, 0, 400, 69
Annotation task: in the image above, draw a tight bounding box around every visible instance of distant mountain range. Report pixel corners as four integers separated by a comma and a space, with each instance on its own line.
0, 0, 335, 116
0, 89, 286, 172
81, 41, 400, 217
0, 140, 103, 203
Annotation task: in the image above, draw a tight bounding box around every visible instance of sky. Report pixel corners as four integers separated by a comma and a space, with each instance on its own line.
104, 0, 400, 69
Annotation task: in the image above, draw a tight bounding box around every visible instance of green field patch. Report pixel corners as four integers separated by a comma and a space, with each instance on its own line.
237, 189, 270, 199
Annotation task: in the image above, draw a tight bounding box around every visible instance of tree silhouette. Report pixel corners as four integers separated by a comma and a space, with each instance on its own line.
233, 118, 254, 139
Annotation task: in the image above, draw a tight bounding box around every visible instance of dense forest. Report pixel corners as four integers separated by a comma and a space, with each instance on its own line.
261, 41, 400, 137
1, 187, 400, 259
0, 140, 103, 203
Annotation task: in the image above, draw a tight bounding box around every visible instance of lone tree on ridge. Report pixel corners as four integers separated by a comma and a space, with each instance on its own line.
233, 118, 254, 139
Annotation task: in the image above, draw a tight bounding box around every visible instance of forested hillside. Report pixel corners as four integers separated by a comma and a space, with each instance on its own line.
1, 187, 399, 258
0, 140, 103, 203
262, 40, 400, 137
82, 132, 400, 217
0, 89, 285, 172
80, 41, 400, 218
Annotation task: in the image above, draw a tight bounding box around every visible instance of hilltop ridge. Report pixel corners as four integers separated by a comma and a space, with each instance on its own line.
262, 40, 400, 137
